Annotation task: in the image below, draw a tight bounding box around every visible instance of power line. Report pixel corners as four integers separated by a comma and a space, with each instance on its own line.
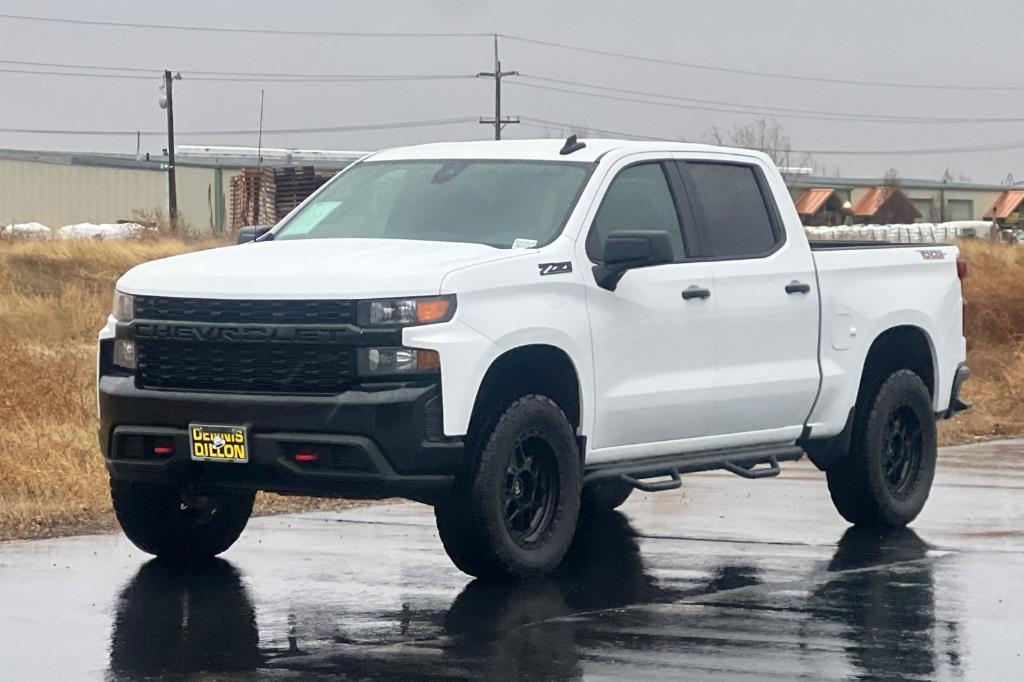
510, 80, 1024, 125
0, 62, 475, 83
0, 117, 478, 137
0, 12, 490, 38
518, 74, 1024, 125
501, 34, 1024, 92
522, 116, 1024, 157
519, 117, 666, 141
6, 55, 1015, 122
794, 140, 1024, 156
3, 12, 1019, 92
0, 67, 152, 80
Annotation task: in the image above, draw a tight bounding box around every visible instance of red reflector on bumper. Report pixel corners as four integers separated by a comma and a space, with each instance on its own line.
153, 443, 174, 456
294, 452, 319, 463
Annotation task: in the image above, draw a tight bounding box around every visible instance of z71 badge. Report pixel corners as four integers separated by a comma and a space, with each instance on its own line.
918, 249, 946, 261
538, 262, 572, 276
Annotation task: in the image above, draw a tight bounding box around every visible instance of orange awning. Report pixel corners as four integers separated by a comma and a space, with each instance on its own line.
851, 187, 890, 217
984, 190, 1024, 219
794, 188, 837, 216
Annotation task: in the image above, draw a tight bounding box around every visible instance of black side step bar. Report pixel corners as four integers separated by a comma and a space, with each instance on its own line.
620, 469, 682, 493
584, 444, 803, 492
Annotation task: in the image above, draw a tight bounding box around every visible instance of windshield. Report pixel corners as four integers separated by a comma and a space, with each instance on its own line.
274, 159, 592, 248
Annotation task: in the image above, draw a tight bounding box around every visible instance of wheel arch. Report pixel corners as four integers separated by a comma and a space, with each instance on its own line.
858, 324, 937, 402
806, 324, 937, 472
466, 344, 585, 452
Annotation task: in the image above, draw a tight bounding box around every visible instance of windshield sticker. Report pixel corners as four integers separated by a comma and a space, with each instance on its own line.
512, 238, 538, 249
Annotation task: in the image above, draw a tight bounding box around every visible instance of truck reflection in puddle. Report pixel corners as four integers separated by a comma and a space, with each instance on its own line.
107, 514, 962, 680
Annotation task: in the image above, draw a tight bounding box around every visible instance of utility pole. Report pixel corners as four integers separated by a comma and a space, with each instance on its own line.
254, 89, 265, 225
478, 34, 518, 140
159, 70, 182, 225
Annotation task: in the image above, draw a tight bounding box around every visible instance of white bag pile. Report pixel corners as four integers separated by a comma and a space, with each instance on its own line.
2, 222, 52, 239
805, 221, 994, 243
56, 222, 151, 240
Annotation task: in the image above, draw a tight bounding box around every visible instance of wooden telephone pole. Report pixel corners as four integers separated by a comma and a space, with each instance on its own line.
161, 70, 181, 225
478, 35, 518, 140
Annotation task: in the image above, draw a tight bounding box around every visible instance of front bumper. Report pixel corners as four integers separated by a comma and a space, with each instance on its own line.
98, 374, 462, 503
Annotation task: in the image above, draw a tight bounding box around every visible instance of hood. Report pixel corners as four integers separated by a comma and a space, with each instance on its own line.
117, 238, 518, 299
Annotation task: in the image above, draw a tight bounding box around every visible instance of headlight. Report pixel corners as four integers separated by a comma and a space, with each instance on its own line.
358, 347, 440, 377
360, 295, 455, 328
112, 291, 134, 321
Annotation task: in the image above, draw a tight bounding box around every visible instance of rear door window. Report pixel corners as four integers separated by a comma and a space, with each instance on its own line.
679, 162, 780, 258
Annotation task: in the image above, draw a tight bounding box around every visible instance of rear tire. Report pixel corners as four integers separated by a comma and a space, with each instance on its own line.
581, 478, 633, 512
826, 369, 937, 528
111, 479, 254, 562
435, 395, 582, 580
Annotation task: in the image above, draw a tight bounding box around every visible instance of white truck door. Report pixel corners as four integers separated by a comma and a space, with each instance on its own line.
583, 158, 717, 463
676, 159, 819, 443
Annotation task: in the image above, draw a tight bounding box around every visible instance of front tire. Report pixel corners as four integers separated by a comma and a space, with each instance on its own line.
435, 395, 582, 580
826, 369, 937, 528
111, 479, 254, 562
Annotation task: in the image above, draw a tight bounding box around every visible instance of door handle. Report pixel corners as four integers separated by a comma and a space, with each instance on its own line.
681, 285, 711, 300
785, 281, 811, 295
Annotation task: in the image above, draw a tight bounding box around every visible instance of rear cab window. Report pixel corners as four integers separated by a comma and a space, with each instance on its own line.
677, 161, 783, 259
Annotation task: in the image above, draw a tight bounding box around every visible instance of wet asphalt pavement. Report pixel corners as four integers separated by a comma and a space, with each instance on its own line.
1, 440, 1022, 680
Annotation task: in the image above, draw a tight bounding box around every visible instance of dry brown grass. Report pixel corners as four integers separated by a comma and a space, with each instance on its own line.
0, 237, 1019, 539
939, 239, 1024, 444
0, 238, 364, 540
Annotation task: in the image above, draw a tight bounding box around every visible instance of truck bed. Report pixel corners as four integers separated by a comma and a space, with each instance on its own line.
808, 239, 952, 250
806, 241, 963, 439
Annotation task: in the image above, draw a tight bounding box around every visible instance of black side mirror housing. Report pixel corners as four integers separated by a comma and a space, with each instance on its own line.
236, 225, 273, 244
593, 230, 674, 291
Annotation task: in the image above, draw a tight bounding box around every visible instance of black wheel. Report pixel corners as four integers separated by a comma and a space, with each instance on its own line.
110, 479, 254, 562
580, 478, 633, 512
827, 369, 937, 528
435, 394, 582, 580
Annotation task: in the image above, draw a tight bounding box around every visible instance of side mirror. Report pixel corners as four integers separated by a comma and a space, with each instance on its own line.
593, 230, 674, 291
236, 225, 272, 244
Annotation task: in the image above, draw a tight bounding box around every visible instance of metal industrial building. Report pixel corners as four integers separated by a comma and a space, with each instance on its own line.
788, 175, 1012, 226
0, 147, 361, 234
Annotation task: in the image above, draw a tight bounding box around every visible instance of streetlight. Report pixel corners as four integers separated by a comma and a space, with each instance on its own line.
158, 71, 183, 226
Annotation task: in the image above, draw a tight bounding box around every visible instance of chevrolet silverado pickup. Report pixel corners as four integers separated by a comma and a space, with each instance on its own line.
98, 138, 970, 579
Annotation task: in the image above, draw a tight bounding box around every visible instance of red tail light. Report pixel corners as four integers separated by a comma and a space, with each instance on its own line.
956, 256, 968, 280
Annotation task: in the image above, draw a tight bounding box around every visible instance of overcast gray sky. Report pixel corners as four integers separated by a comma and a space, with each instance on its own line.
3, 0, 1024, 182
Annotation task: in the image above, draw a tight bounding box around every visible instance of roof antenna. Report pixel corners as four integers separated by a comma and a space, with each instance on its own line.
559, 134, 586, 155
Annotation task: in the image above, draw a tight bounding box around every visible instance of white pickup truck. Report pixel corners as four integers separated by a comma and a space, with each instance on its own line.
98, 138, 969, 579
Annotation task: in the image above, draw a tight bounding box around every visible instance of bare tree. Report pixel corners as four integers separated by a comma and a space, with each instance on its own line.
884, 167, 901, 188
708, 118, 814, 179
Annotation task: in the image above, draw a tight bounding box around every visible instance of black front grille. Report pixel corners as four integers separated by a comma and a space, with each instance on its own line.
136, 340, 355, 395
134, 296, 356, 325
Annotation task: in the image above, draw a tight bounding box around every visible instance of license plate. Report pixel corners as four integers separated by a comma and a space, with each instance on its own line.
189, 424, 249, 463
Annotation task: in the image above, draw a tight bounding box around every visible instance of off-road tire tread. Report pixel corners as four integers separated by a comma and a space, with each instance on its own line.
110, 479, 254, 561
826, 369, 937, 528
435, 394, 581, 580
